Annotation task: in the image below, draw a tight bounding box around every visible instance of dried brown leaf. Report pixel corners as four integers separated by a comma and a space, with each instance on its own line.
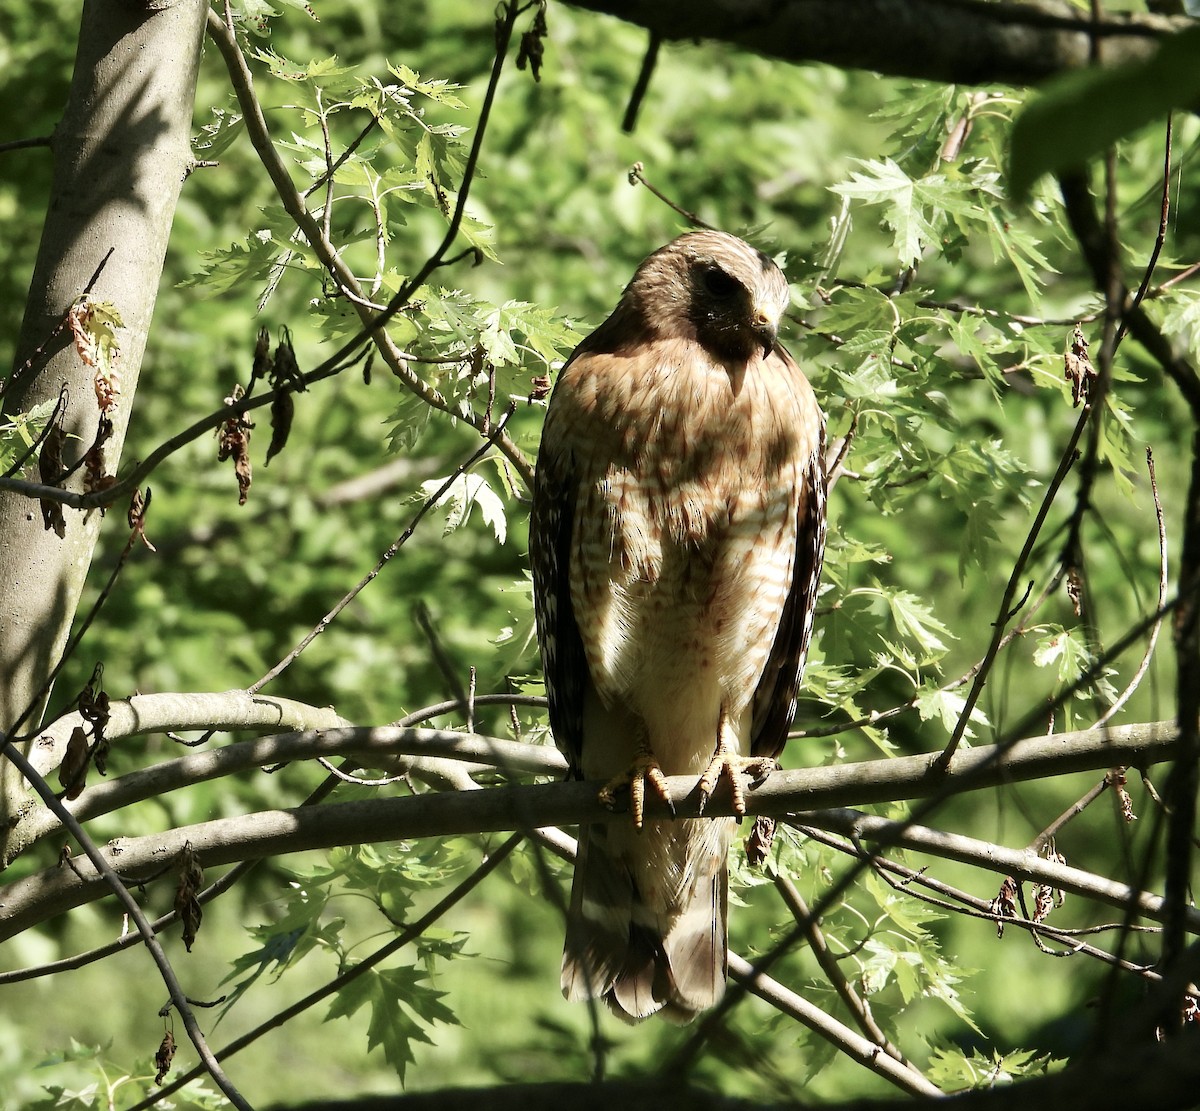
264, 389, 295, 467
529, 373, 552, 402
1109, 767, 1137, 823
744, 816, 776, 868
1064, 324, 1096, 407
218, 386, 253, 506
174, 841, 205, 952
128, 486, 157, 551
270, 328, 304, 391
253, 325, 273, 384
59, 726, 90, 800
38, 418, 66, 537
154, 1029, 176, 1084
991, 875, 1018, 938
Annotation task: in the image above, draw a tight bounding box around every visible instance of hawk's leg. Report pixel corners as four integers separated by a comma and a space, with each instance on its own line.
597, 742, 673, 830
697, 710, 779, 816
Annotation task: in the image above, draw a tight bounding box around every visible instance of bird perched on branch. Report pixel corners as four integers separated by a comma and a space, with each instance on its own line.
530, 230, 827, 1022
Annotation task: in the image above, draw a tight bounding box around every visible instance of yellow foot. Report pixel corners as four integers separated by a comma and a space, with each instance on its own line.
597, 748, 673, 829
696, 748, 779, 816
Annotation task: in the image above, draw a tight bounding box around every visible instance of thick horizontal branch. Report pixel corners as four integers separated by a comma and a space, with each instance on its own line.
20, 711, 1173, 852
564, 0, 1186, 87
3, 692, 353, 865
0, 719, 1179, 940
17, 723, 564, 851
26, 690, 351, 778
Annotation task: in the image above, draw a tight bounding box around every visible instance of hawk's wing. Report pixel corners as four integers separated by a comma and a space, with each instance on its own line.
529, 404, 588, 777
750, 393, 828, 761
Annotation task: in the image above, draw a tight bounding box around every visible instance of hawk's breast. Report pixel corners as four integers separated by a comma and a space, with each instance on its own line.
565, 340, 814, 772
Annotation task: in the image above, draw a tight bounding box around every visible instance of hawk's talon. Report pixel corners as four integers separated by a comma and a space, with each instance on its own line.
697, 751, 780, 816
598, 749, 672, 829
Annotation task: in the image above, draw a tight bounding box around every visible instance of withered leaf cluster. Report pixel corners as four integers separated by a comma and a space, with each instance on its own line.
82, 415, 115, 497
38, 411, 66, 537
174, 840, 205, 952
1064, 324, 1097, 408
264, 326, 305, 467
1109, 767, 1137, 824
516, 3, 548, 81
217, 383, 253, 506
991, 875, 1018, 938
128, 486, 156, 551
154, 1029, 176, 1085
217, 328, 306, 501
744, 815, 777, 867
66, 296, 122, 414
56, 664, 111, 800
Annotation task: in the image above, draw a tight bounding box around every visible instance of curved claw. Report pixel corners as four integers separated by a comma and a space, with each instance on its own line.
696, 751, 779, 816
597, 747, 673, 829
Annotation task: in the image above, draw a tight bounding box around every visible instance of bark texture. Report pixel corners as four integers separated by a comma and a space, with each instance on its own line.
564, 0, 1185, 86
0, 0, 207, 850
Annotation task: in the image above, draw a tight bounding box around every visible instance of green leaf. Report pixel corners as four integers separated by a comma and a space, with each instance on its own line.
420, 472, 508, 543
1032, 625, 1091, 686
915, 682, 989, 740
325, 965, 456, 1083
927, 1045, 1065, 1089
884, 589, 952, 660
180, 231, 278, 293
388, 63, 468, 109
830, 157, 980, 265
0, 397, 58, 474
1008, 26, 1200, 198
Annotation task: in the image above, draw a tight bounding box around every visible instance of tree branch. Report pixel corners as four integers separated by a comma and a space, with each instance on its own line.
793, 808, 1198, 933
727, 953, 941, 1098
16, 723, 563, 853
0, 738, 253, 1110
562, 0, 1186, 87
0, 719, 1181, 940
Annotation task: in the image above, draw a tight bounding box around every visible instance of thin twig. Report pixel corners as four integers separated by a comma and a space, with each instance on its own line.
727, 954, 942, 1098
247, 405, 515, 693
0, 134, 52, 154
414, 601, 471, 707
0, 741, 253, 1110
125, 832, 524, 1111
803, 826, 1167, 980
204, 3, 534, 485
7, 506, 146, 744
1031, 777, 1110, 853
937, 403, 1092, 766
1095, 447, 1167, 727
627, 162, 711, 230
621, 32, 661, 133
2, 248, 114, 401
1118, 114, 1173, 346
0, 383, 68, 480
773, 873, 911, 1067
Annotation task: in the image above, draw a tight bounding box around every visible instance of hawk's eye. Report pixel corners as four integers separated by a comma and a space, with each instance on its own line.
700, 266, 740, 299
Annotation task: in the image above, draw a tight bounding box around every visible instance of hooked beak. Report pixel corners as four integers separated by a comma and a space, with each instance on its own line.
750, 305, 780, 356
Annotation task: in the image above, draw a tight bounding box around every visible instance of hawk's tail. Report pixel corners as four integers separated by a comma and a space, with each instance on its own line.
561, 820, 730, 1023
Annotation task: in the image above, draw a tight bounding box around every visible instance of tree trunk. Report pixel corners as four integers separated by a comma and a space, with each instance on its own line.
0, 0, 206, 857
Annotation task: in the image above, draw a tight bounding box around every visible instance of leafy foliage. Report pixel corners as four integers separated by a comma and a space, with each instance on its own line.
1, 0, 1196, 1108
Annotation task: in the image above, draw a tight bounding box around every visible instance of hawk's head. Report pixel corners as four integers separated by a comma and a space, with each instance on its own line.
623, 230, 790, 363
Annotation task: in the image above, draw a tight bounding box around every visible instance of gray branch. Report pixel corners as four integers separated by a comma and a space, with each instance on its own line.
0, 718, 1179, 940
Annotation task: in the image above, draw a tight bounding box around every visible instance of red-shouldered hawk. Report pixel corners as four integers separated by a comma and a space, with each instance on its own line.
530, 230, 827, 1022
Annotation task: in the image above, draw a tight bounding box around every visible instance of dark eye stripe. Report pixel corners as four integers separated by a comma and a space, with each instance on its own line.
701, 266, 740, 298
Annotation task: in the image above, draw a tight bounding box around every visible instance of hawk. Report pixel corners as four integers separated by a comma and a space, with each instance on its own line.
530, 230, 827, 1022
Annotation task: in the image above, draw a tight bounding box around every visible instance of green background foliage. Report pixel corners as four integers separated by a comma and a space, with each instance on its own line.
1, 0, 1197, 1106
